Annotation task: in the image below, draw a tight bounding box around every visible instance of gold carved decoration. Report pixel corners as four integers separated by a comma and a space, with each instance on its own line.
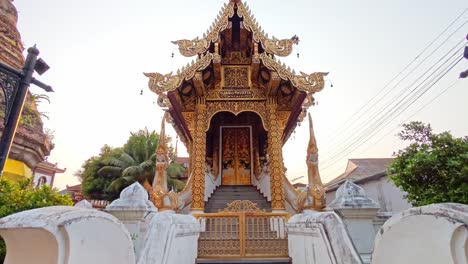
222, 51, 251, 64
221, 200, 265, 213
237, 3, 299, 57
156, 93, 171, 108
223, 66, 250, 88
260, 53, 328, 94
181, 112, 195, 136
172, 2, 235, 57
296, 113, 325, 212
171, 1, 298, 57
205, 101, 269, 132
191, 101, 208, 211
266, 100, 286, 210
277, 111, 290, 131
144, 53, 213, 94
204, 66, 268, 101
149, 113, 183, 212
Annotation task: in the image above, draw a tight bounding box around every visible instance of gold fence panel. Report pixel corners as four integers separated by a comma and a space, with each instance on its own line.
194, 200, 290, 259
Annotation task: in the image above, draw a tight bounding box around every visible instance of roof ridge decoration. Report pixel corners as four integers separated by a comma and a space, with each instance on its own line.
172, 1, 299, 57
172, 2, 235, 57
259, 52, 328, 93
144, 52, 214, 94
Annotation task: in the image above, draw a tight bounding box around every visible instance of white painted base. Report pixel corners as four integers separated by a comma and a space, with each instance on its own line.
372, 203, 468, 264
137, 212, 200, 264
0, 206, 135, 264
287, 210, 363, 264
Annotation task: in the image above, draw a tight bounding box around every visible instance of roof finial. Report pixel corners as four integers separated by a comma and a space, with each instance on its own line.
156, 112, 168, 163
307, 113, 318, 154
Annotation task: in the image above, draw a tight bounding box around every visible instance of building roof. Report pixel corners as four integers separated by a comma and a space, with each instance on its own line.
175, 157, 189, 164
64, 183, 82, 192
325, 158, 394, 191
144, 0, 328, 148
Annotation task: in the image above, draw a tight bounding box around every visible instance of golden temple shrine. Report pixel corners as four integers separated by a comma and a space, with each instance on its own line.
145, 0, 327, 219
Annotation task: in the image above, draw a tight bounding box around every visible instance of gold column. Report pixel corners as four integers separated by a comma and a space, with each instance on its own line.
266, 98, 285, 211
191, 97, 207, 211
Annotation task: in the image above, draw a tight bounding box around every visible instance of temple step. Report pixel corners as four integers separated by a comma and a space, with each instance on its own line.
205, 185, 271, 213
196, 258, 291, 264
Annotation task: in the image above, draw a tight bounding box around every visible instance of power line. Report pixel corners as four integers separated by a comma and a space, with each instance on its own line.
322, 10, 468, 143
322, 17, 468, 151
359, 79, 460, 155
321, 51, 464, 171
321, 39, 466, 167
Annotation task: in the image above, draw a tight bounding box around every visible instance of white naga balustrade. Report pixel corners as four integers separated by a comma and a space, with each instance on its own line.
204, 169, 221, 201
252, 170, 271, 201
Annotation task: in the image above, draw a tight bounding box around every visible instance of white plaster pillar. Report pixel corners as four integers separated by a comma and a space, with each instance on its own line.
286, 210, 363, 264
106, 182, 157, 261
328, 180, 380, 264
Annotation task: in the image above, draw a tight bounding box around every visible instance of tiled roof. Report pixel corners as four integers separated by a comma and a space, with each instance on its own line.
325, 158, 394, 189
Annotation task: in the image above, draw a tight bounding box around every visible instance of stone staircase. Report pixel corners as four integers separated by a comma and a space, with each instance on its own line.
205, 185, 271, 213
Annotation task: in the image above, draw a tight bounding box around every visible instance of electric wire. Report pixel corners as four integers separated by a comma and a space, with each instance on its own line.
321, 50, 464, 171
358, 79, 460, 155
322, 10, 468, 143
321, 39, 466, 167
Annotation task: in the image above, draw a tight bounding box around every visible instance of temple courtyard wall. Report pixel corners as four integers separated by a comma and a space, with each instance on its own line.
0, 181, 466, 264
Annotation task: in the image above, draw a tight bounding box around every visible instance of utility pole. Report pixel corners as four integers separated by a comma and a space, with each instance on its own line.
460, 34, 468, 79
0, 46, 53, 177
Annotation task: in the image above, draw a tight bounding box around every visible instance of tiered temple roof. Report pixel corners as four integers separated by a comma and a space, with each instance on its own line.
145, 0, 327, 148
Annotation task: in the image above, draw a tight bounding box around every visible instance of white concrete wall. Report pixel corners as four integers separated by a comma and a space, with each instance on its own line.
372, 203, 467, 264
287, 210, 363, 264
137, 212, 200, 264
0, 206, 135, 264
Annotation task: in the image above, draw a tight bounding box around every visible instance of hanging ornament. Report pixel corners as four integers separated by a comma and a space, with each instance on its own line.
140, 89, 143, 95
171, 52, 174, 58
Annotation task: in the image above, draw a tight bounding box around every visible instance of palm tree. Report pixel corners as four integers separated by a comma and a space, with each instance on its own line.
101, 128, 186, 198
99, 151, 155, 195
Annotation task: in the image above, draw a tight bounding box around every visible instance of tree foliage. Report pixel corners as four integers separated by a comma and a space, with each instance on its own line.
79, 128, 186, 201
0, 179, 73, 261
388, 122, 468, 206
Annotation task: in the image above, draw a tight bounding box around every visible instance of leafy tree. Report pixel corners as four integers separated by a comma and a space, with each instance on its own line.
0, 179, 73, 262
388, 121, 468, 206
80, 128, 186, 201
79, 145, 123, 200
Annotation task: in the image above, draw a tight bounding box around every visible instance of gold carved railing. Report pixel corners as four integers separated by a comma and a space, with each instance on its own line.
194, 200, 290, 259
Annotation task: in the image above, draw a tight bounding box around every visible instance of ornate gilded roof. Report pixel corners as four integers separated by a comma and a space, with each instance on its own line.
144, 52, 327, 96
172, 1, 299, 58
144, 53, 213, 95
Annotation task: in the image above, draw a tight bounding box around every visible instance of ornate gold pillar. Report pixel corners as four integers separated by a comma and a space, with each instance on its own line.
266, 98, 286, 211
191, 97, 207, 212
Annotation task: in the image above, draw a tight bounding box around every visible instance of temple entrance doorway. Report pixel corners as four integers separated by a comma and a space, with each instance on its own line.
220, 126, 252, 185
206, 111, 268, 187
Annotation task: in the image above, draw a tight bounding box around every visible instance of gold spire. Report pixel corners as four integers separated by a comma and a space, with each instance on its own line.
156, 112, 168, 160
306, 112, 325, 211
307, 113, 318, 155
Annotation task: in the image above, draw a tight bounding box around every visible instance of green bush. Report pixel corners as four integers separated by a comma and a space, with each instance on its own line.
389, 122, 468, 206
0, 178, 73, 262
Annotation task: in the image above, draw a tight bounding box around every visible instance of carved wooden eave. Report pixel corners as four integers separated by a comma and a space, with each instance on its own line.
172, 1, 299, 58
144, 52, 214, 95
144, 53, 327, 97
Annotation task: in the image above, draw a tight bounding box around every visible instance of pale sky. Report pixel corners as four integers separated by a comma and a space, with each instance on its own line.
13, 0, 468, 190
